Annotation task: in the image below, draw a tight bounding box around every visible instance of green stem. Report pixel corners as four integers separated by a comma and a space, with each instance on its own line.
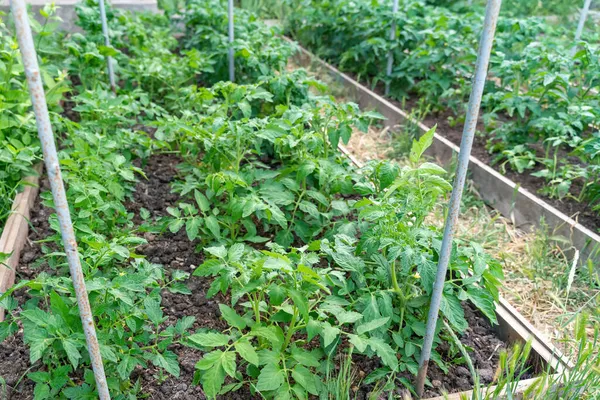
282, 308, 298, 351
390, 260, 402, 294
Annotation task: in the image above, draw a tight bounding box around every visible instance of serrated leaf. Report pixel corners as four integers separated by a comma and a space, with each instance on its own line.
153, 351, 180, 377
321, 322, 340, 347
356, 317, 389, 335
188, 332, 230, 348
291, 347, 321, 367
219, 304, 247, 330
62, 339, 81, 369
347, 334, 368, 352
205, 246, 227, 259
410, 125, 436, 163
235, 340, 259, 366
186, 217, 202, 241
227, 243, 245, 262
368, 337, 398, 370
194, 190, 210, 212
222, 351, 237, 377
466, 287, 497, 325
256, 363, 284, 392
288, 288, 309, 321
201, 360, 226, 398
292, 365, 318, 395
440, 293, 468, 333
205, 215, 221, 239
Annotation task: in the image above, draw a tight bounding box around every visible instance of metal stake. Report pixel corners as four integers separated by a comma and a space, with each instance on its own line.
228, 0, 234, 82
415, 0, 502, 397
570, 0, 592, 57
98, 0, 116, 93
10, 1, 111, 399
385, 0, 399, 96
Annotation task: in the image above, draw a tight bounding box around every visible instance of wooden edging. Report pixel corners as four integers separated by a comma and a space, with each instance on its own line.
289, 39, 600, 266
0, 165, 42, 321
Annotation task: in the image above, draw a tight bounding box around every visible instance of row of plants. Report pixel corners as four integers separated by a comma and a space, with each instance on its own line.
0, 6, 68, 228
284, 0, 600, 220
0, 1, 512, 398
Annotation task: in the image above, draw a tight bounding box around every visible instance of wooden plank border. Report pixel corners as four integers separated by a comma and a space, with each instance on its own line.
289, 39, 600, 266
0, 165, 42, 321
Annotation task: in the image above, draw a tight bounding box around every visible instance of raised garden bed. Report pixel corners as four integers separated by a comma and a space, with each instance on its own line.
0, 166, 41, 321
0, 3, 577, 399
0, 148, 570, 399
290, 41, 600, 266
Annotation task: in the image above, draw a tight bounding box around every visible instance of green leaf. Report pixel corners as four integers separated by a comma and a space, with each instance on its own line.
235, 340, 259, 366
62, 339, 81, 369
321, 322, 340, 347
256, 363, 284, 392
144, 297, 164, 325
153, 351, 180, 377
98, 45, 118, 57
368, 337, 398, 370
227, 243, 245, 262
291, 347, 321, 367
466, 287, 497, 325
222, 351, 237, 377
417, 259, 437, 294
347, 334, 368, 352
188, 332, 230, 348
34, 383, 50, 400
410, 125, 436, 163
205, 215, 221, 239
292, 365, 319, 395
251, 326, 284, 350
219, 304, 247, 330
169, 218, 184, 233
186, 217, 202, 241
201, 361, 226, 398
440, 293, 468, 333
306, 319, 321, 341
288, 289, 309, 321
194, 190, 210, 212
205, 246, 227, 259
356, 317, 389, 335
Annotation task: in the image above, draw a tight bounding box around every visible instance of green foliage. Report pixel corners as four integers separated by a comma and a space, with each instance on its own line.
286, 0, 600, 215
0, 1, 505, 398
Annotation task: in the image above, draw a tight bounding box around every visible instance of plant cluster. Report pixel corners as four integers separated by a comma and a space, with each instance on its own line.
0, 6, 68, 227
0, 1, 505, 399
285, 0, 600, 218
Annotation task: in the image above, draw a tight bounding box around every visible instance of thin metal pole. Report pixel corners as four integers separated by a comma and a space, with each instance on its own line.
415, 0, 502, 397
10, 1, 111, 399
385, 0, 399, 96
98, 0, 116, 93
570, 0, 592, 57
228, 0, 234, 82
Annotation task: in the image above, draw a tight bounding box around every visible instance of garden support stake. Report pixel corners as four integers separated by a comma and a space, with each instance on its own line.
385, 0, 399, 96
99, 0, 116, 93
415, 0, 502, 397
228, 0, 234, 82
571, 0, 592, 57
10, 0, 111, 398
